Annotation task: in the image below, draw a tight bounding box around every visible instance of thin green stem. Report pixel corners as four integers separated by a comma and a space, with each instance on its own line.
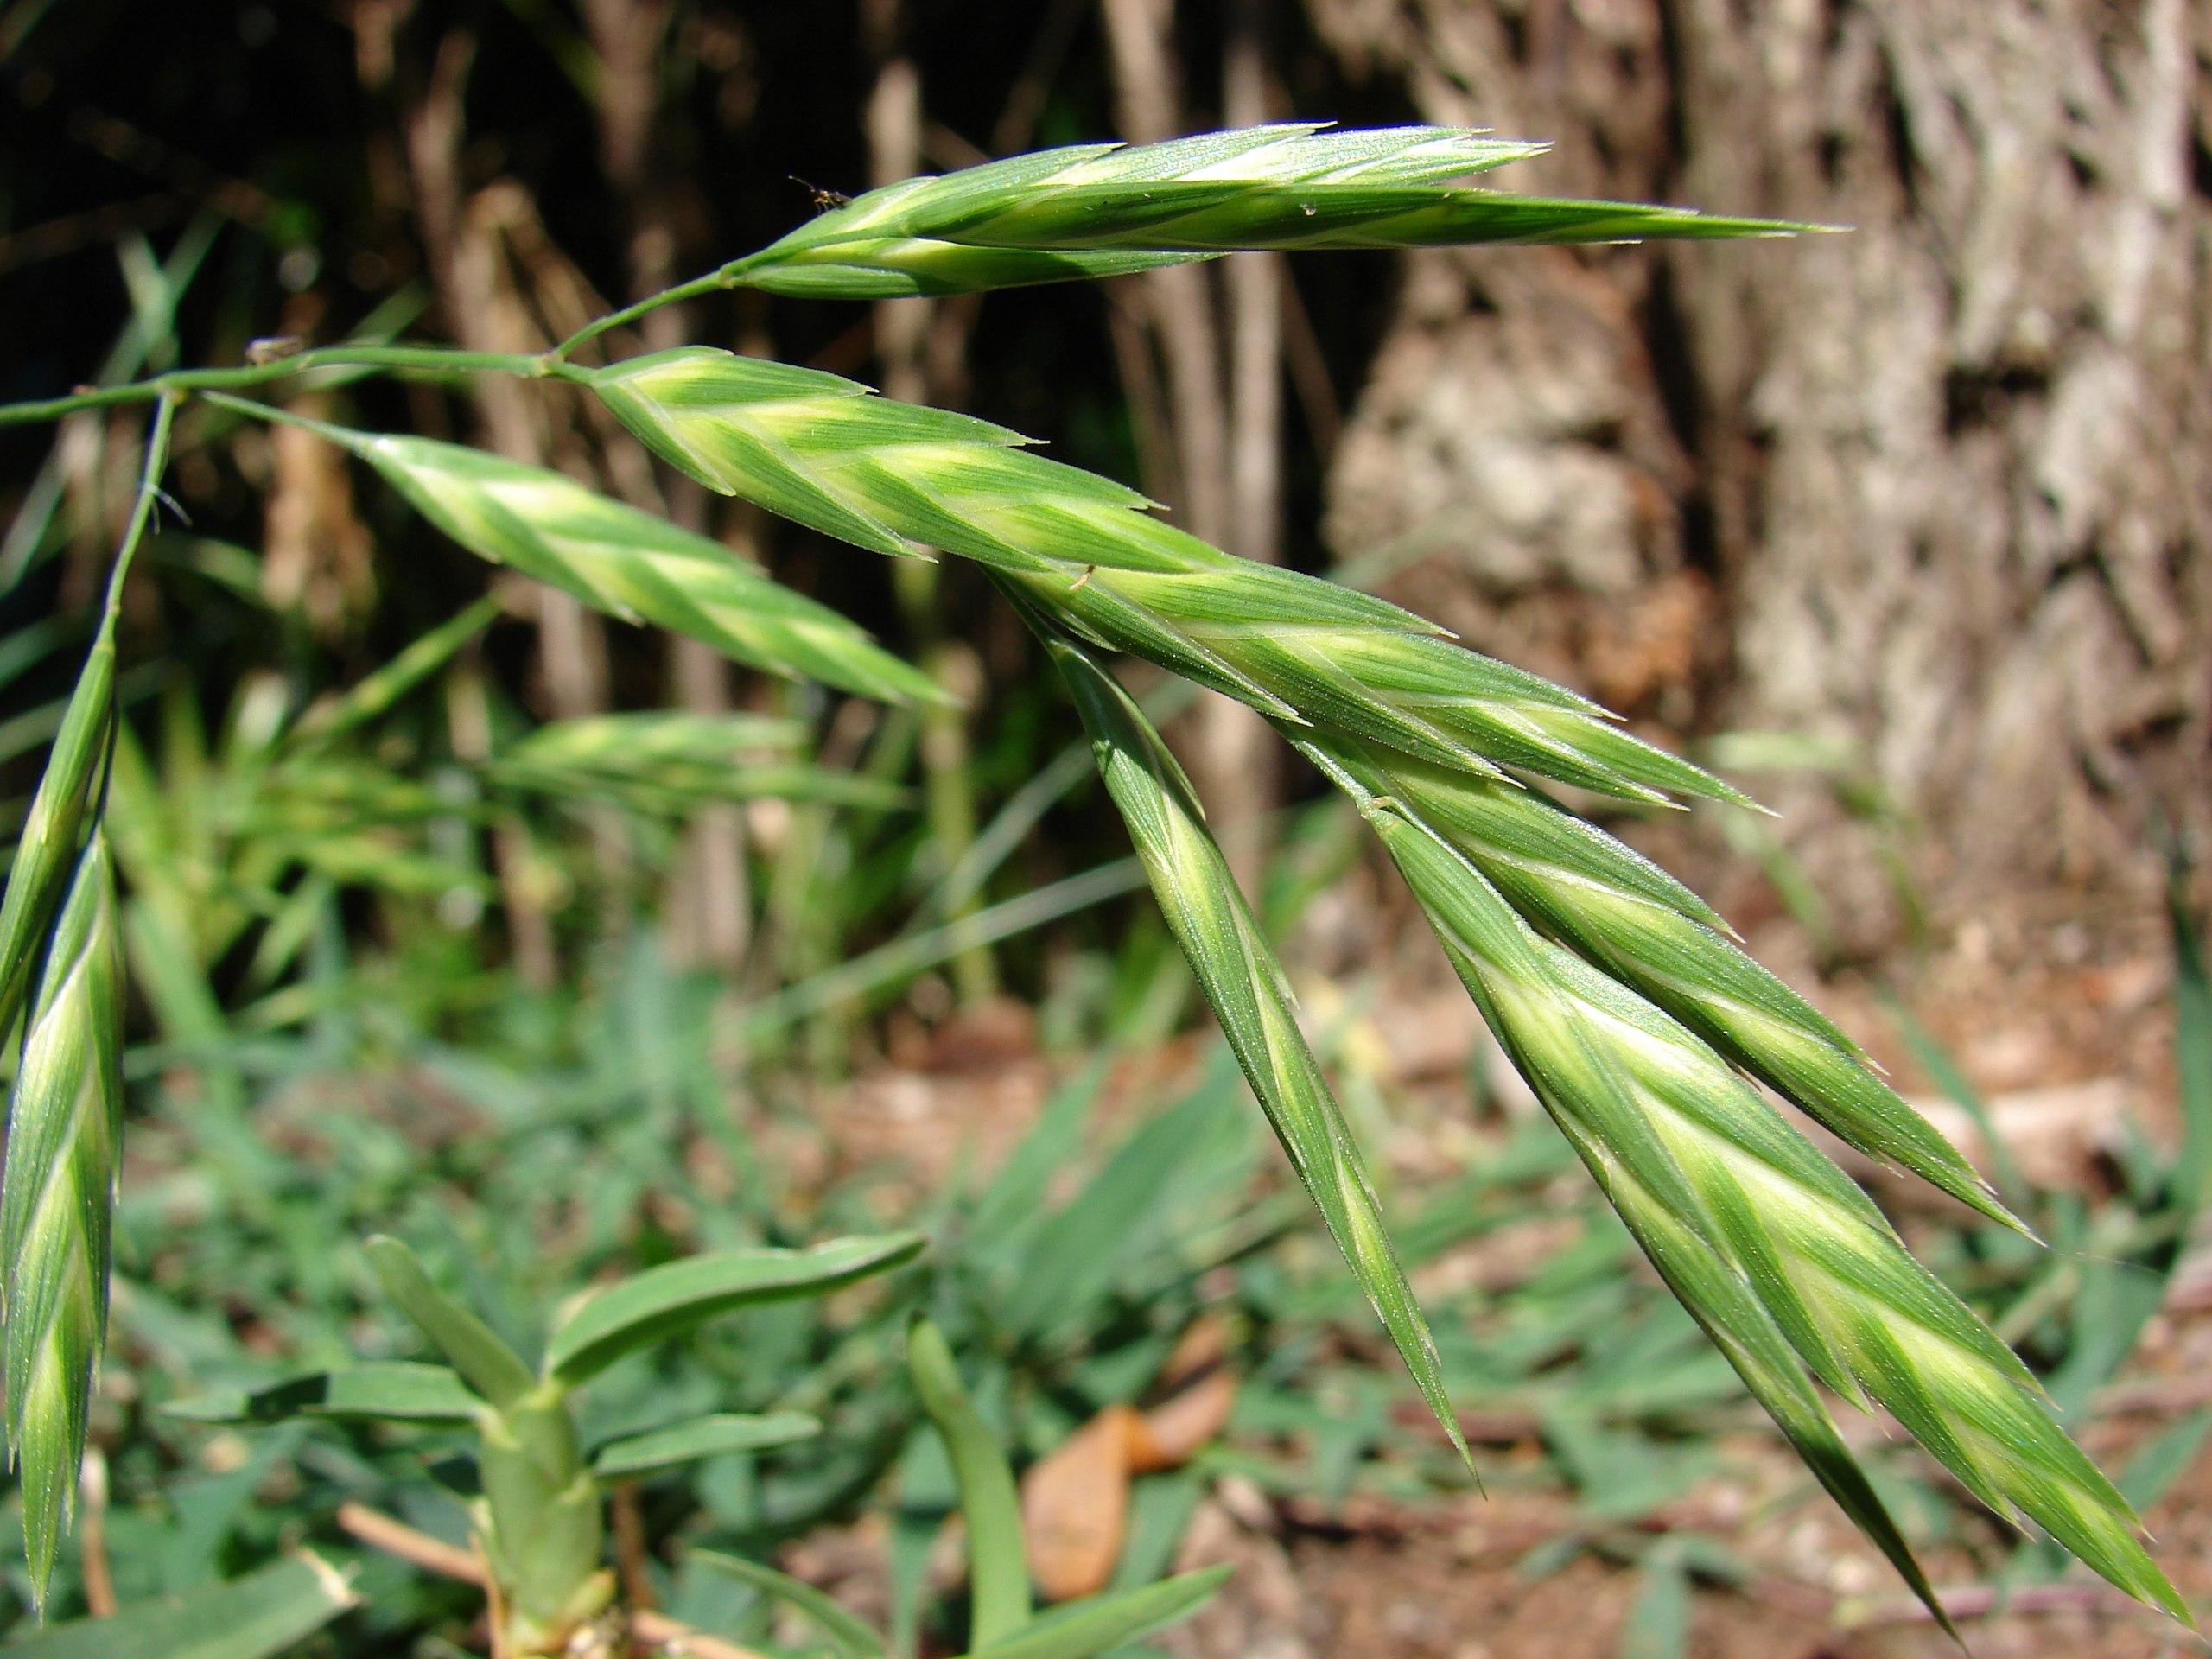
0, 346, 575, 429
97, 392, 181, 641
544, 269, 735, 364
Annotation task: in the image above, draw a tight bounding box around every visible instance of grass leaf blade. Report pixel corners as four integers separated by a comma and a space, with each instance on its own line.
908, 1318, 1031, 1644
363, 1235, 537, 1408
694, 1551, 888, 1659
0, 1554, 358, 1659
589, 1412, 820, 1480
953, 1568, 1230, 1659
165, 1362, 486, 1427
546, 1232, 924, 1386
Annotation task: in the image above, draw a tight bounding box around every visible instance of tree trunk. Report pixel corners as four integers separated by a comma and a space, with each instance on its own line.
1311, 0, 2211, 953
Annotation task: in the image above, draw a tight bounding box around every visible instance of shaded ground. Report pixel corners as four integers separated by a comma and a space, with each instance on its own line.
803, 895, 2212, 1659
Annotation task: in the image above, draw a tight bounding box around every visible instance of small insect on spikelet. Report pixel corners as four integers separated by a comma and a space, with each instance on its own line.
1310, 752, 2187, 1622
726, 124, 1808, 298
589, 346, 1747, 810
1034, 621, 1471, 1476
1, 832, 124, 1603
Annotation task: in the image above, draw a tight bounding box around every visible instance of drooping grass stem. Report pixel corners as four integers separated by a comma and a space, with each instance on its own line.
0, 346, 582, 428
98, 391, 180, 639
543, 268, 739, 365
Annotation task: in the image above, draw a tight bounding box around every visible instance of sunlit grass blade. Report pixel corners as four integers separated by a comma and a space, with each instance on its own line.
588, 1412, 820, 1480
547, 1233, 924, 1386
285, 594, 503, 750
908, 1316, 1032, 1646
0, 834, 124, 1603
954, 1568, 1231, 1659
1319, 734, 2021, 1231
1306, 747, 2185, 1621
730, 124, 1809, 298
167, 1362, 486, 1427
588, 346, 1747, 807
363, 1235, 536, 1408
1033, 623, 1472, 1477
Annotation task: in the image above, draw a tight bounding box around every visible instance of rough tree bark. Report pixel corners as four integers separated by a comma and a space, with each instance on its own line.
1310, 0, 2210, 954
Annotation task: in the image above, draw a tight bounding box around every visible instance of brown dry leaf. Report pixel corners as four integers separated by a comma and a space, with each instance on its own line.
1155, 1312, 1230, 1388
1129, 1368, 1237, 1472
1021, 1404, 1142, 1602
1021, 1316, 1243, 1600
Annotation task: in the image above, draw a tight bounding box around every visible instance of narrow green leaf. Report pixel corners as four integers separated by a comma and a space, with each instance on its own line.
952, 1568, 1230, 1659
0, 1554, 358, 1659
907, 1318, 1030, 1645
588, 1411, 820, 1480
693, 1550, 887, 1659
165, 1361, 486, 1427
285, 593, 502, 748
363, 1236, 536, 1409
1618, 1541, 1691, 1659
995, 1078, 1249, 1340
546, 1231, 923, 1385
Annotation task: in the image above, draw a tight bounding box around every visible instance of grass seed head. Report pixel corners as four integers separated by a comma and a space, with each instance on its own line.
591, 347, 1746, 808
1041, 628, 1472, 1477
0, 832, 124, 1603
735, 124, 1806, 297
1323, 733, 2021, 1230
346, 431, 944, 708
0, 634, 113, 1043
1343, 779, 2186, 1622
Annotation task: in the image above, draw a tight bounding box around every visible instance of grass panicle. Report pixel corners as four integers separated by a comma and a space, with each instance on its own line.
0, 834, 125, 1603
589, 346, 1746, 810
730, 123, 1808, 298
582, 331, 2184, 1622
1304, 743, 2186, 1622
0, 124, 2174, 1625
